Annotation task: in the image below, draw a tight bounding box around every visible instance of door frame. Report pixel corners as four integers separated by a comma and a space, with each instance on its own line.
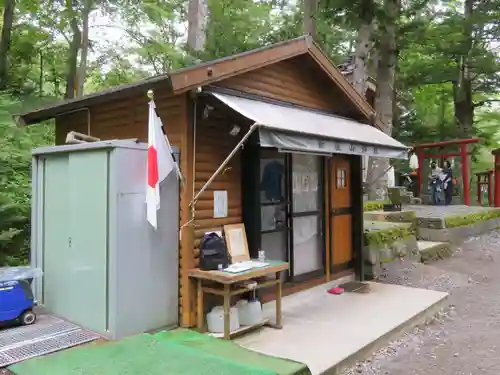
241, 146, 327, 283
289, 153, 326, 282
327, 154, 364, 279
350, 155, 364, 280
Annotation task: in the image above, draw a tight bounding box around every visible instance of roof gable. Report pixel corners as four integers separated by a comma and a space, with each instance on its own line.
18, 36, 380, 128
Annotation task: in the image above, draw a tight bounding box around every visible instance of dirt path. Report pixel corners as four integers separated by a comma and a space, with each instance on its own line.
343, 230, 500, 375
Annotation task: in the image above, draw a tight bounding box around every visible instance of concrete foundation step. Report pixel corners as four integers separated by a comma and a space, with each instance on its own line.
417, 240, 453, 263
364, 209, 416, 223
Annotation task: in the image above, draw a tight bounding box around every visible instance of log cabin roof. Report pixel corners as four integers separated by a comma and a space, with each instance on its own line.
17, 35, 380, 127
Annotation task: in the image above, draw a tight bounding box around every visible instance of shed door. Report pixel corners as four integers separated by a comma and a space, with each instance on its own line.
42, 155, 72, 318
42, 151, 108, 333
329, 155, 353, 271
67, 151, 109, 333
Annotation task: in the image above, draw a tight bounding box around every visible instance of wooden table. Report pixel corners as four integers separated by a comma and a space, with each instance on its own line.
188, 260, 289, 340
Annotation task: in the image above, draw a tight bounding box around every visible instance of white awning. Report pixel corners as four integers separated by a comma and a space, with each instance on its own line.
211, 92, 409, 159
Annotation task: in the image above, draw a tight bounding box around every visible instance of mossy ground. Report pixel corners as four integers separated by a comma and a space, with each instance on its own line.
364, 221, 415, 248
363, 201, 389, 212
444, 209, 500, 228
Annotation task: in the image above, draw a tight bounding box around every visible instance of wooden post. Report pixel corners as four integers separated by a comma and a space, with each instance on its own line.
223, 284, 231, 340
324, 160, 331, 281
488, 171, 494, 206
275, 273, 282, 329
416, 149, 424, 197
461, 144, 470, 205
196, 279, 204, 331
493, 150, 500, 207
476, 174, 482, 205
180, 94, 196, 327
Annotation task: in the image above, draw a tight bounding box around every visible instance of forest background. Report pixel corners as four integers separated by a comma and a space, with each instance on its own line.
0, 0, 499, 265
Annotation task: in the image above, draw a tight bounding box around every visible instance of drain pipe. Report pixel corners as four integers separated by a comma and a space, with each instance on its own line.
190, 122, 260, 207
192, 98, 197, 207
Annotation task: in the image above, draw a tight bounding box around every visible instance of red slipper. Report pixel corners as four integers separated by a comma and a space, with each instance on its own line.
327, 287, 344, 295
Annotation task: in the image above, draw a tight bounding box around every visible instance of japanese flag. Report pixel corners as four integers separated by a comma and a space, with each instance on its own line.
146, 99, 181, 229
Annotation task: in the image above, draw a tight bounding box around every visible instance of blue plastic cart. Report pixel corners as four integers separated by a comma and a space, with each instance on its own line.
0, 267, 42, 326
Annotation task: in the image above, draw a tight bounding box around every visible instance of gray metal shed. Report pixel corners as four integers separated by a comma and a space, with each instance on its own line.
30, 139, 179, 340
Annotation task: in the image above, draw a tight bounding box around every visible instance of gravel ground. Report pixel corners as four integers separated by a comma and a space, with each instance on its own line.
342, 230, 500, 375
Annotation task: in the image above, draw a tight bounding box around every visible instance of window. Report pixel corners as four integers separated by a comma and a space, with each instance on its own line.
336, 168, 347, 188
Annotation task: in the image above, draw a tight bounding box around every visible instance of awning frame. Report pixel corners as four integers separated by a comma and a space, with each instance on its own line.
191, 92, 409, 207
191, 122, 261, 207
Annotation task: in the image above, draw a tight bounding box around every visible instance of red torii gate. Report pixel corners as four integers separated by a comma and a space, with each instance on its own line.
414, 138, 480, 206
492, 149, 500, 207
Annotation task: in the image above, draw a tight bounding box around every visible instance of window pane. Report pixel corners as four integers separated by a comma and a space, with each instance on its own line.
261, 231, 287, 262
293, 215, 321, 276
260, 204, 286, 231
337, 168, 346, 188
260, 158, 285, 203
261, 231, 288, 281
292, 154, 320, 212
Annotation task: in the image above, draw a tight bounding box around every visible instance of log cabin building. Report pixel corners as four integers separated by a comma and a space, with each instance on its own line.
18, 36, 408, 328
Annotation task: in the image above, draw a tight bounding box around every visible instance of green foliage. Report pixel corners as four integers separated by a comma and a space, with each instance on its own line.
363, 222, 415, 248
0, 94, 53, 265
1, 0, 500, 266
363, 201, 389, 212
444, 209, 500, 228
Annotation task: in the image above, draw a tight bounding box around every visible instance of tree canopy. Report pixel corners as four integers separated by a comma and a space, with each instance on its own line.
1, 0, 499, 265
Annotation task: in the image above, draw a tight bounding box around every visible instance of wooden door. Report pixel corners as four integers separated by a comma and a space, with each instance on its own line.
329, 155, 353, 271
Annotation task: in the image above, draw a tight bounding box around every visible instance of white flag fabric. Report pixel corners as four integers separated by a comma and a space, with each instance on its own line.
386, 166, 395, 188
362, 156, 369, 182
409, 153, 419, 170
146, 100, 179, 229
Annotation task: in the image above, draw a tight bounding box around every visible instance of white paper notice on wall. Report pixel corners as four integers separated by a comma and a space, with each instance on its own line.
213, 190, 228, 218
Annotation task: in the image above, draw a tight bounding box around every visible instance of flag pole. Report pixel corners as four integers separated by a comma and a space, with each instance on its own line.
147, 89, 154, 101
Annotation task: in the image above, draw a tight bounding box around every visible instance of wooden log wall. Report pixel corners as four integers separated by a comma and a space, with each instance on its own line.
55, 88, 184, 145
192, 115, 244, 263
216, 54, 361, 118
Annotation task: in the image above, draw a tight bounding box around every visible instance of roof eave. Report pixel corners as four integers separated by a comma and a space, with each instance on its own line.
17, 75, 174, 126
307, 42, 378, 122
17, 36, 312, 126
169, 37, 311, 94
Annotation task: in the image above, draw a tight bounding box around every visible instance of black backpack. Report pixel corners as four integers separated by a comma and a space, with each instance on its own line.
199, 232, 229, 271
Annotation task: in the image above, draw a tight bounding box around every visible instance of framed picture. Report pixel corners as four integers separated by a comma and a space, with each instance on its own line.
223, 223, 250, 263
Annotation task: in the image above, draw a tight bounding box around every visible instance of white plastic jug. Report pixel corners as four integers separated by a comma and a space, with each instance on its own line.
237, 298, 263, 326
206, 306, 240, 333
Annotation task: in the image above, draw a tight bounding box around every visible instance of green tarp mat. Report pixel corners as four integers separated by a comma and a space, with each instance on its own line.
9, 329, 311, 375
154, 329, 310, 375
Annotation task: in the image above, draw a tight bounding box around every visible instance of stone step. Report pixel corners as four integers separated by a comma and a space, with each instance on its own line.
363, 221, 419, 280
417, 240, 453, 263
364, 210, 416, 224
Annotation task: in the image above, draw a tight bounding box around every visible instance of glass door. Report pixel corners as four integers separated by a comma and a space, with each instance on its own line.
259, 151, 290, 279
291, 154, 324, 278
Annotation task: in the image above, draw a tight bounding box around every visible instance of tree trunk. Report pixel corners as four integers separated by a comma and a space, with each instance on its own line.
76, 0, 93, 97
352, 0, 375, 95
453, 77, 473, 137
0, 0, 16, 90
454, 0, 474, 137
350, 0, 375, 189
366, 0, 400, 200
64, 15, 81, 99
39, 51, 43, 96
352, 23, 374, 94
303, 0, 318, 39
187, 0, 208, 53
